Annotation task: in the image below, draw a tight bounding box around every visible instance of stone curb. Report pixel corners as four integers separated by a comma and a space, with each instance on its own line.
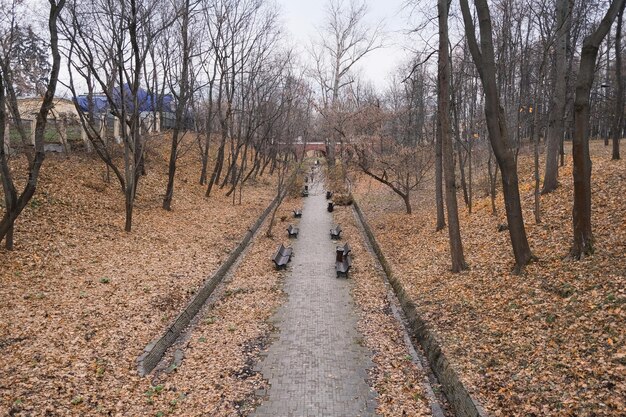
137, 173, 297, 376
352, 200, 489, 417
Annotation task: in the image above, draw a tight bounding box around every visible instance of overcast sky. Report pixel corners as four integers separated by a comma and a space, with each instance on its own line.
276, 0, 419, 92
50, 0, 429, 97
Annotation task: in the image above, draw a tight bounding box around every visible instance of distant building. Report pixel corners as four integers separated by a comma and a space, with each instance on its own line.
14, 96, 78, 119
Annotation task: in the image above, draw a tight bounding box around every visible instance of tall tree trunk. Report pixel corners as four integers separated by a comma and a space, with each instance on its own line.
0, 0, 65, 247
532, 91, 541, 224
200, 133, 210, 185
468, 137, 473, 213
206, 135, 226, 197
612, 1, 625, 160
451, 71, 470, 210
439, 0, 467, 272
488, 148, 498, 215
542, 0, 569, 193
0, 84, 16, 250
458, 146, 469, 208
460, 0, 534, 272
570, 0, 625, 258
163, 0, 191, 211
435, 118, 446, 230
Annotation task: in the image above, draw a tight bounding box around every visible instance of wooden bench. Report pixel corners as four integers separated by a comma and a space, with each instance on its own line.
330, 224, 342, 240
327, 202, 334, 212
293, 209, 302, 218
272, 244, 293, 269
287, 224, 299, 238
326, 191, 333, 199
335, 243, 352, 277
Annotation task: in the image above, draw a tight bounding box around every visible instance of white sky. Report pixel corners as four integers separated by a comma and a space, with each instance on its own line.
276, 0, 419, 92
49, 0, 428, 97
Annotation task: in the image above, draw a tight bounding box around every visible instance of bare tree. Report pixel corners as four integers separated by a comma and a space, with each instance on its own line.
163, 0, 196, 210
355, 138, 432, 214
542, 0, 570, 193
62, 0, 175, 231
435, 115, 445, 230
310, 0, 382, 167
460, 0, 535, 272
570, 0, 625, 259
612, 1, 625, 160
438, 0, 467, 272
0, 0, 66, 249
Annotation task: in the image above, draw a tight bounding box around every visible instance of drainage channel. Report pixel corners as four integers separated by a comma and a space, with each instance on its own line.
351, 201, 489, 417
351, 208, 450, 417
137, 168, 302, 378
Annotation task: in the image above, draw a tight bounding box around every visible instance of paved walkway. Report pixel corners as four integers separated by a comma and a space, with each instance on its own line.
253, 175, 377, 417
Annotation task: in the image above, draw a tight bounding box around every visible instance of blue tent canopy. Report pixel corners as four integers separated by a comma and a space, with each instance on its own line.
75, 85, 174, 114
74, 95, 109, 113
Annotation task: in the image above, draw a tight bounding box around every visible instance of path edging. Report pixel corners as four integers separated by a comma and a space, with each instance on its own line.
137, 177, 295, 376
352, 200, 489, 417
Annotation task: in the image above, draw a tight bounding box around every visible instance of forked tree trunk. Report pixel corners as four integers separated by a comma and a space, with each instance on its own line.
206, 136, 225, 197
460, 0, 534, 272
570, 0, 625, 259
439, 0, 467, 272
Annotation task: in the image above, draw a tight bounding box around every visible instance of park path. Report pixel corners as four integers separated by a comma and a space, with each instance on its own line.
252, 174, 378, 417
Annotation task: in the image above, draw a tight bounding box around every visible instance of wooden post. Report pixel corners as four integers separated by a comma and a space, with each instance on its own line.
155, 113, 160, 133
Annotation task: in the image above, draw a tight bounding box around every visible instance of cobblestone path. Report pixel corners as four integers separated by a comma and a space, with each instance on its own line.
252, 177, 377, 417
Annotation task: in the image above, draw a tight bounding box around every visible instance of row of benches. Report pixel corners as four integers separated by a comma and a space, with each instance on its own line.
272, 222, 351, 277
271, 241, 352, 277
273, 187, 349, 275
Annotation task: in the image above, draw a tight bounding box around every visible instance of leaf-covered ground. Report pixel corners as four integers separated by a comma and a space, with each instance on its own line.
137, 194, 302, 417
353, 142, 625, 416
143, 188, 435, 417
0, 136, 278, 415
332, 206, 433, 416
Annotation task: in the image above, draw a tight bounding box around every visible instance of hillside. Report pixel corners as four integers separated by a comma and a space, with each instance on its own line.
353, 142, 625, 416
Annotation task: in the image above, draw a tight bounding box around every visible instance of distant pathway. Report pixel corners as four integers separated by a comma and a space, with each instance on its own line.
252, 175, 377, 417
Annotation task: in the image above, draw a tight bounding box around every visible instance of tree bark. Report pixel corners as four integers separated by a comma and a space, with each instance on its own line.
612, 1, 625, 160
570, 0, 625, 259
542, 0, 569, 193
0, 0, 65, 247
435, 117, 446, 230
460, 0, 534, 272
163, 0, 191, 211
439, 0, 467, 272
